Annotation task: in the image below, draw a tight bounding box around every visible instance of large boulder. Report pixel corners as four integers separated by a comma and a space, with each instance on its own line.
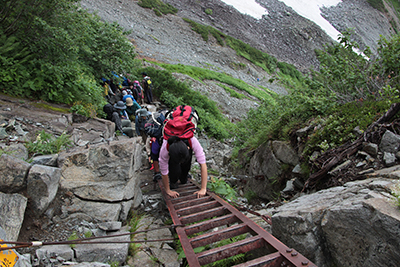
27, 165, 61, 216
74, 227, 130, 264
245, 141, 282, 200
58, 138, 143, 221
379, 130, 400, 153
0, 192, 28, 241
0, 154, 31, 192
272, 141, 299, 166
271, 172, 400, 267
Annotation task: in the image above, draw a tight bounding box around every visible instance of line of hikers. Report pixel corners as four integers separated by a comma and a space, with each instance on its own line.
102, 72, 154, 106
100, 72, 207, 198
103, 95, 208, 198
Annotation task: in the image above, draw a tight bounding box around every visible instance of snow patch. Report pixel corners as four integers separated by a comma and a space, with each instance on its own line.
221, 0, 342, 41
220, 0, 268, 19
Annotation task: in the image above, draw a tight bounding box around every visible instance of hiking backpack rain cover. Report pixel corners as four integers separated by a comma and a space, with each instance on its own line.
163, 105, 199, 140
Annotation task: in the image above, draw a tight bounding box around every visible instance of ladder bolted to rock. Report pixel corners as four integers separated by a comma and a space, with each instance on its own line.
159, 180, 317, 267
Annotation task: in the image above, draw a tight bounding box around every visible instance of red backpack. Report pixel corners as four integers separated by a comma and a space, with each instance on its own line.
163, 105, 199, 140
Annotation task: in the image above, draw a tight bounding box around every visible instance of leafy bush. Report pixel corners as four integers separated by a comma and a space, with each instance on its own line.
305, 30, 376, 104
71, 101, 104, 118
205, 9, 213, 15
207, 177, 237, 201
0, 0, 139, 115
392, 189, 400, 208
26, 130, 73, 155
376, 33, 400, 90
302, 100, 394, 157
232, 30, 400, 174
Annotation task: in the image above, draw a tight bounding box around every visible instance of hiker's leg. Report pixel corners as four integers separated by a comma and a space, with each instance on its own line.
179, 150, 193, 184
168, 158, 181, 185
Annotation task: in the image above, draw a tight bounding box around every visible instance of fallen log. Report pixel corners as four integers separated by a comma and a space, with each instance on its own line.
303, 102, 400, 191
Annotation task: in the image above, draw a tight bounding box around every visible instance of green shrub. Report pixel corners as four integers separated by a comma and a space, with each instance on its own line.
127, 211, 144, 257
302, 100, 394, 157
67, 231, 78, 249
26, 130, 73, 155
207, 177, 237, 201
205, 9, 213, 15
392, 189, 400, 208
1, 0, 139, 116
244, 189, 258, 203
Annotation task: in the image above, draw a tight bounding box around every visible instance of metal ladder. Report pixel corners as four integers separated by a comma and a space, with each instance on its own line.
159, 180, 317, 267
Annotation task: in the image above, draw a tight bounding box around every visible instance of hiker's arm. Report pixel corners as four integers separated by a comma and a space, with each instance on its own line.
195, 163, 207, 198
162, 174, 179, 198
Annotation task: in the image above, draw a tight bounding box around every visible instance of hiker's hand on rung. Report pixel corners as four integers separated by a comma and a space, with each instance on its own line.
167, 189, 179, 198
195, 188, 206, 198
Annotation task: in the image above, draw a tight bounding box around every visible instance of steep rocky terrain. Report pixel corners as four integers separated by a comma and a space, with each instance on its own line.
81, 0, 395, 73
80, 0, 397, 121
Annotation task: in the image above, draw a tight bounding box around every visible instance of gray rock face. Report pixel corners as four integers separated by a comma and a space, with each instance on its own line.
0, 192, 27, 241
62, 195, 122, 222
27, 165, 61, 216
31, 154, 58, 167
379, 130, 400, 153
363, 142, 378, 157
1, 143, 28, 161
58, 139, 140, 202
271, 176, 400, 266
58, 138, 143, 221
36, 244, 74, 264
272, 140, 299, 166
74, 228, 130, 264
245, 141, 282, 200
0, 154, 31, 192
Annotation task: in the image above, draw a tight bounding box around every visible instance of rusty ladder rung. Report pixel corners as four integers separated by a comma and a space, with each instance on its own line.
177, 200, 221, 217
189, 223, 250, 248
174, 196, 213, 210
197, 235, 265, 265
232, 251, 283, 267
180, 206, 227, 225
158, 180, 317, 267
185, 214, 239, 236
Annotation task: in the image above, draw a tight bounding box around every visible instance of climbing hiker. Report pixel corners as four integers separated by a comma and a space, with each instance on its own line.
125, 97, 141, 121
141, 72, 154, 104
144, 110, 167, 182
103, 102, 133, 137
158, 105, 208, 198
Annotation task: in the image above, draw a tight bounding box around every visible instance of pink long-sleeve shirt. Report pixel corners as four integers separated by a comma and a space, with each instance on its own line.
159, 136, 206, 176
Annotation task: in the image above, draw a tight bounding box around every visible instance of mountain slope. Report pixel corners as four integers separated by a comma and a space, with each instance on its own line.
79, 0, 396, 119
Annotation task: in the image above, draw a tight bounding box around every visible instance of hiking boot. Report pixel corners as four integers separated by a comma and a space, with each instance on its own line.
153, 172, 162, 182
170, 183, 179, 189
187, 174, 192, 180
